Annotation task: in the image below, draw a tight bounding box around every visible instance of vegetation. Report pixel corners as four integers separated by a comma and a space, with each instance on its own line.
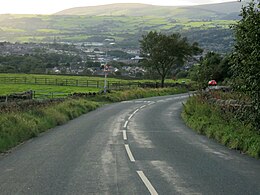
182, 95, 260, 158
0, 86, 188, 153
230, 1, 260, 129
0, 99, 101, 152
186, 1, 260, 129
0, 73, 191, 93
0, 51, 85, 74
140, 31, 202, 87
189, 52, 232, 87
182, 1, 260, 159
0, 83, 99, 98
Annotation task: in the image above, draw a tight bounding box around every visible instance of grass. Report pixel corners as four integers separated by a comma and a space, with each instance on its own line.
0, 84, 99, 96
0, 73, 191, 93
0, 86, 188, 153
0, 12, 235, 44
0, 99, 101, 152
182, 95, 260, 158
0, 73, 190, 83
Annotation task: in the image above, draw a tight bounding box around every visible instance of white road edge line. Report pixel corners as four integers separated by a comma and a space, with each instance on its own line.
123, 120, 129, 128
123, 130, 127, 140
125, 144, 135, 162
140, 105, 146, 109
137, 171, 158, 195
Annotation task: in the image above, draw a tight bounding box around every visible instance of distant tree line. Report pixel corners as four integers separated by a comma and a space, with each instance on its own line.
0, 53, 83, 74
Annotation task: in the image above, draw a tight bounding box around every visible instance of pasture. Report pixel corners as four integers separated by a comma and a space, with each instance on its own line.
0, 73, 190, 98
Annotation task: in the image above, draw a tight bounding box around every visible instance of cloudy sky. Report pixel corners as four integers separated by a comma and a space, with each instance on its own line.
0, 0, 237, 14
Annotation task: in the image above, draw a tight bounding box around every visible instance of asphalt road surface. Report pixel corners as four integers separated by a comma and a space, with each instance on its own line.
0, 94, 259, 195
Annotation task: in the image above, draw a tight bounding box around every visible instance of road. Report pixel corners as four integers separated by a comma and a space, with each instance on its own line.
0, 94, 259, 195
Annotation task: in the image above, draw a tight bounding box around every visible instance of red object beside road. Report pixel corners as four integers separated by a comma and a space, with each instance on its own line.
208, 80, 217, 86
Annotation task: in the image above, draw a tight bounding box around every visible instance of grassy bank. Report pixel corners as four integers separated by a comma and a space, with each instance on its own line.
0, 99, 101, 152
0, 87, 187, 153
182, 95, 260, 158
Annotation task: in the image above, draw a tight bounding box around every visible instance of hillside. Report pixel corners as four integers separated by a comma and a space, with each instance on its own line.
0, 2, 246, 53
55, 2, 245, 19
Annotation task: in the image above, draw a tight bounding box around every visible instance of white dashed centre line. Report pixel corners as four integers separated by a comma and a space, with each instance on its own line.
123, 130, 127, 140
137, 171, 158, 195
125, 144, 135, 162
128, 114, 134, 120
140, 105, 146, 109
123, 120, 129, 128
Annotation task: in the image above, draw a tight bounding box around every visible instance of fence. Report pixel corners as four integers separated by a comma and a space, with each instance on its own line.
0, 76, 189, 102
0, 76, 105, 87
0, 76, 147, 89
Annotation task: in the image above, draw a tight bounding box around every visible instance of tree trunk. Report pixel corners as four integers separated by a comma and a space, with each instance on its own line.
161, 77, 165, 88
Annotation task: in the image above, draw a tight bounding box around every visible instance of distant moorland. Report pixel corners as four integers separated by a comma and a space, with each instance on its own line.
0, 2, 246, 52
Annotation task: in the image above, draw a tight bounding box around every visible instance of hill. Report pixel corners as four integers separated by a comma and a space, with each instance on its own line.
0, 2, 246, 53
55, 2, 245, 19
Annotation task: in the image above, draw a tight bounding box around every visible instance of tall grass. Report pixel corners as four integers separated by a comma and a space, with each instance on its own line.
182, 95, 260, 158
0, 99, 101, 152
103, 87, 188, 102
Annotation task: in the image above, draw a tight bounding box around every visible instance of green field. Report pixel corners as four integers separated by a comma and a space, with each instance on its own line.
0, 73, 191, 97
0, 11, 236, 52
0, 73, 190, 83
0, 84, 99, 97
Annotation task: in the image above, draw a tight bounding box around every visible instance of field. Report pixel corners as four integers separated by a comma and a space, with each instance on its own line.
0, 73, 191, 97
0, 15, 235, 41
0, 12, 236, 52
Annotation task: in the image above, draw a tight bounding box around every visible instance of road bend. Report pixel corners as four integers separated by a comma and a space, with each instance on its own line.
0, 94, 259, 194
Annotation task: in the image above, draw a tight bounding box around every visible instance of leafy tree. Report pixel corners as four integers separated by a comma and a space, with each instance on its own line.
192, 52, 232, 87
140, 31, 202, 87
230, 1, 260, 129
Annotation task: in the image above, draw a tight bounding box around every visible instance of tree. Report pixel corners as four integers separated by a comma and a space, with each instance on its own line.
140, 31, 202, 87
191, 52, 232, 87
230, 1, 260, 129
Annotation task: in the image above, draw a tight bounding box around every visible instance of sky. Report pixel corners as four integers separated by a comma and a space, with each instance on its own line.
0, 0, 237, 14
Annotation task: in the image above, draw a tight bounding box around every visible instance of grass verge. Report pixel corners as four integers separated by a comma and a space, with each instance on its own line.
0, 87, 187, 153
182, 95, 260, 159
